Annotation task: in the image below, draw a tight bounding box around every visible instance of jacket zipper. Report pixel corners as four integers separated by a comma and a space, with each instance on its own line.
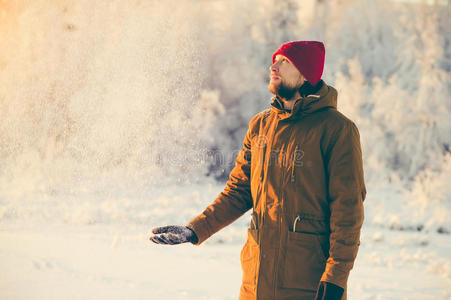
273, 178, 284, 299
259, 143, 267, 182
273, 123, 294, 299
291, 144, 298, 183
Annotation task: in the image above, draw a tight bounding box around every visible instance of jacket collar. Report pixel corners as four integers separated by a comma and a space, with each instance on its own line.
270, 80, 337, 120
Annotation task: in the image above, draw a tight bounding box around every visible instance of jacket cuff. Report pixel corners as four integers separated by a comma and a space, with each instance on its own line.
320, 265, 350, 290
185, 215, 211, 246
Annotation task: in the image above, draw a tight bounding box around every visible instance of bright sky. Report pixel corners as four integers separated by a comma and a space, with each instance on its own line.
392, 0, 449, 4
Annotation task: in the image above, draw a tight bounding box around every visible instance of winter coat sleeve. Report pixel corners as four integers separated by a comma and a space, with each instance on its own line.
185, 118, 255, 245
320, 121, 366, 289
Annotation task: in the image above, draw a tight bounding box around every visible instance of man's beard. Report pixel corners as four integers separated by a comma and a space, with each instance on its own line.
268, 81, 299, 100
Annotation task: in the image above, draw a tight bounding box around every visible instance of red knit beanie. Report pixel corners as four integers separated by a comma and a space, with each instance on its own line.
272, 41, 325, 86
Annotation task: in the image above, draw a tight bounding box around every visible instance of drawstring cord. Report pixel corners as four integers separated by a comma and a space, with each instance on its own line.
251, 212, 257, 230
251, 217, 257, 229
293, 215, 301, 232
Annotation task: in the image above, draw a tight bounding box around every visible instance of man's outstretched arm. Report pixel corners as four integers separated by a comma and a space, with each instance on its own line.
150, 116, 257, 246
184, 121, 254, 245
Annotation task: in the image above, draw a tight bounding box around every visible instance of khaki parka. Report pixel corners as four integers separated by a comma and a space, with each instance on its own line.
186, 80, 366, 300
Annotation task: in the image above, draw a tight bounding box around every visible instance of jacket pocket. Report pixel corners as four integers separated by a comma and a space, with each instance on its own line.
240, 228, 259, 287
279, 230, 328, 290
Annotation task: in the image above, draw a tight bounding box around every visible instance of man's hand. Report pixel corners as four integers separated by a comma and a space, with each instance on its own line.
315, 281, 344, 300
150, 225, 198, 245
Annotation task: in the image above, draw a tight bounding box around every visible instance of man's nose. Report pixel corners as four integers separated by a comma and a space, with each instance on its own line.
270, 63, 278, 72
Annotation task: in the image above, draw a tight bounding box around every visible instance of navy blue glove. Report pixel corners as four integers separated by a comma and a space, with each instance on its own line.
315, 281, 344, 300
150, 225, 198, 245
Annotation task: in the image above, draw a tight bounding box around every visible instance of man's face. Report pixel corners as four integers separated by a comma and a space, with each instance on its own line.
268, 54, 305, 100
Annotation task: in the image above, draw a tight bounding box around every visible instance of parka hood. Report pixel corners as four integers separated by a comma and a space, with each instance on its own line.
270, 80, 337, 120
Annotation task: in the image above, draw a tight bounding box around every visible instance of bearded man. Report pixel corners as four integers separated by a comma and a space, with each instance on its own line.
150, 41, 366, 300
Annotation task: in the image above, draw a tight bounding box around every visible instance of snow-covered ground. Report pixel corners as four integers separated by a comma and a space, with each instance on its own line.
1, 182, 450, 299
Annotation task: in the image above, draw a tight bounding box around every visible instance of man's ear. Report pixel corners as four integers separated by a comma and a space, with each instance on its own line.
298, 73, 306, 83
